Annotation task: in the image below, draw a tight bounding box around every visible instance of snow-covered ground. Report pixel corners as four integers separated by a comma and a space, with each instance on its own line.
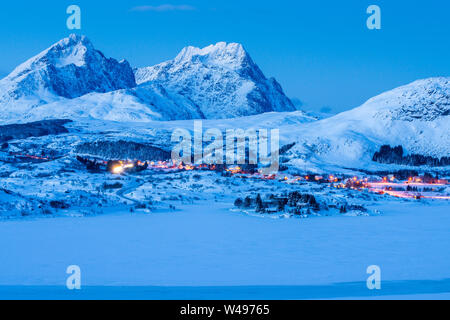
0, 34, 448, 300
0, 199, 448, 299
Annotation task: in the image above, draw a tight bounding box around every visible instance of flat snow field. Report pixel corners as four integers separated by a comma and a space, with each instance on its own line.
0, 200, 449, 300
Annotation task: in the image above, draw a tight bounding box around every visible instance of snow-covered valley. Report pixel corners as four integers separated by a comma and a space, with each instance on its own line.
0, 130, 449, 299
0, 34, 449, 299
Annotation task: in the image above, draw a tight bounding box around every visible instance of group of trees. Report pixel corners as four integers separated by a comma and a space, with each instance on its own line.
373, 145, 450, 167
234, 191, 319, 214
339, 204, 367, 214
75, 140, 170, 162
234, 194, 270, 213
76, 156, 102, 172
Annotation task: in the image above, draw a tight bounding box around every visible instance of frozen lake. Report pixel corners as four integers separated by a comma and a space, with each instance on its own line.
0, 200, 449, 299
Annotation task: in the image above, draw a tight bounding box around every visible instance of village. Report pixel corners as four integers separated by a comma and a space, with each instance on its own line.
1, 140, 449, 219
73, 153, 450, 214
90, 157, 450, 200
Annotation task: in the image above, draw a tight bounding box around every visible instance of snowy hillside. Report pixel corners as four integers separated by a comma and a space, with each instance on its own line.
283, 77, 450, 172
25, 77, 446, 174
45, 74, 448, 173
64, 77, 447, 173
0, 34, 136, 120
135, 42, 297, 119
360, 77, 450, 122
23, 83, 204, 122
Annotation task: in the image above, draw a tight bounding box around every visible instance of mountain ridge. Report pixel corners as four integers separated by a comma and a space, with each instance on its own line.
0, 36, 299, 122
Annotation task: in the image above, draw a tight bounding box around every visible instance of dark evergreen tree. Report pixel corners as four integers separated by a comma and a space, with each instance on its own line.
277, 200, 286, 212
255, 194, 264, 213
234, 198, 244, 208
244, 196, 252, 208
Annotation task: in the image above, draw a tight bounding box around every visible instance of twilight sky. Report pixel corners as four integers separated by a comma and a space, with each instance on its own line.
0, 0, 449, 113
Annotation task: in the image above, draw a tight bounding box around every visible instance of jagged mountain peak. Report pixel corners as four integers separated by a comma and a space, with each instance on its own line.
135, 42, 296, 119
135, 41, 266, 84
5, 34, 136, 90
0, 34, 136, 120
173, 42, 248, 68
7, 34, 96, 80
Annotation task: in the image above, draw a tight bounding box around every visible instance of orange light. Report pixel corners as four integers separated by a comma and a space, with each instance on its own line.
112, 165, 124, 174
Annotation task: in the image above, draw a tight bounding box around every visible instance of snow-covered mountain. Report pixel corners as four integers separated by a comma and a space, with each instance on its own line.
0, 37, 299, 123
135, 42, 297, 119
0, 34, 136, 120
283, 77, 450, 172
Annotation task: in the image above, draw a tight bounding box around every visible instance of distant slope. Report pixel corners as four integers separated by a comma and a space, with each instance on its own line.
283, 77, 450, 171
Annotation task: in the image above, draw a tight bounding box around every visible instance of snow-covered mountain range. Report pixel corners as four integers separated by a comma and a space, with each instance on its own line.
0, 34, 448, 171
0, 35, 297, 122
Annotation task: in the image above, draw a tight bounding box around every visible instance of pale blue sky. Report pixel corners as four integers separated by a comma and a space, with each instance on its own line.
0, 0, 449, 113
